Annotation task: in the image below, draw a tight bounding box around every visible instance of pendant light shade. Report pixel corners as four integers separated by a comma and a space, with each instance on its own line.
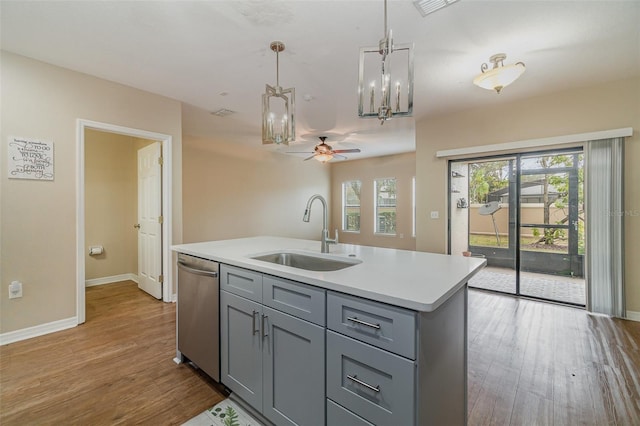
473, 53, 526, 94
262, 41, 295, 145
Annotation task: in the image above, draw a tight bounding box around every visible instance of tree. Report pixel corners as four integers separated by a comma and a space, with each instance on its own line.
532, 154, 583, 246
468, 161, 510, 204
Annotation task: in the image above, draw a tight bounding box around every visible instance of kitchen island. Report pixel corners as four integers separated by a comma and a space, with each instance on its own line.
173, 236, 486, 426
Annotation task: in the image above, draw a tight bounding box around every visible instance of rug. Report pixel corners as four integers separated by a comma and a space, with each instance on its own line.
182, 398, 264, 426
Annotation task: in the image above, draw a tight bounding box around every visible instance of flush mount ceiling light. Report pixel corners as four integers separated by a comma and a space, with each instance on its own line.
473, 53, 526, 94
413, 0, 460, 17
358, 0, 414, 125
262, 41, 295, 145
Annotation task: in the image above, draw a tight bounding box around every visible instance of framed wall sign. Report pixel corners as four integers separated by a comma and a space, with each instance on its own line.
8, 136, 54, 181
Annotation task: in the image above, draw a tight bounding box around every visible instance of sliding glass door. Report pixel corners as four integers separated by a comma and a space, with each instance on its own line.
518, 152, 584, 305
449, 148, 585, 306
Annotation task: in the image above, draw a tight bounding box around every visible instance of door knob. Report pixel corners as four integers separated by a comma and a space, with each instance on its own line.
134, 223, 141, 229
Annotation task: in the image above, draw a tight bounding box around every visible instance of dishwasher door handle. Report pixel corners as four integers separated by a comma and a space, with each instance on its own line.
177, 261, 219, 278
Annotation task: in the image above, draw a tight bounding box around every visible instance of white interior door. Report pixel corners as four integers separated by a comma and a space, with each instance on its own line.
137, 142, 162, 299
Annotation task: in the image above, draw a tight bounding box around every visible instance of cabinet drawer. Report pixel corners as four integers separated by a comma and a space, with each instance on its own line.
326, 331, 415, 426
220, 264, 262, 302
327, 291, 416, 359
327, 399, 374, 426
263, 275, 325, 326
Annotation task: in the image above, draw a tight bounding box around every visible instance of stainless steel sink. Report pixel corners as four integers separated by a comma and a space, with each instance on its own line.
251, 251, 361, 271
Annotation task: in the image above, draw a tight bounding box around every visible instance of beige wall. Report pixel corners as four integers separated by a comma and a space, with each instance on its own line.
182, 135, 330, 243
0, 52, 183, 333
84, 130, 156, 281
330, 152, 416, 250
85, 130, 137, 280
415, 76, 640, 311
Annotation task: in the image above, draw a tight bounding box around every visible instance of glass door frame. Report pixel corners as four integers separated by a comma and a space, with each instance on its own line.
448, 146, 585, 307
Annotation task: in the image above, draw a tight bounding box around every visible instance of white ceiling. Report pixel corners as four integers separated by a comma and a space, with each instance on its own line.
2, 0, 639, 161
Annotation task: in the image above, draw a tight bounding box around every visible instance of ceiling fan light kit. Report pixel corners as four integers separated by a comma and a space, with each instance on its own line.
287, 136, 361, 163
262, 41, 296, 145
358, 0, 414, 124
473, 53, 526, 94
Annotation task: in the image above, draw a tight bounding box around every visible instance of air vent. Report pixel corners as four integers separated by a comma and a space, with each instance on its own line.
210, 108, 236, 117
413, 0, 459, 17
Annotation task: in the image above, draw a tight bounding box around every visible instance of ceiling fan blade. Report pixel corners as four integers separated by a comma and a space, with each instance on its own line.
303, 154, 316, 161
286, 151, 315, 154
332, 149, 361, 154
333, 153, 347, 159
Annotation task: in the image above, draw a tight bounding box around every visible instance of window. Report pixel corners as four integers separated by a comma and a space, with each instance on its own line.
342, 180, 361, 232
375, 178, 396, 235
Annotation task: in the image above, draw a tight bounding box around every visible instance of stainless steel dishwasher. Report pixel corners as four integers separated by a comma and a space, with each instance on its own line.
177, 253, 220, 382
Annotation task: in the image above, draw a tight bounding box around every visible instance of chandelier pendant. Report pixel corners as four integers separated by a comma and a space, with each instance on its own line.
358, 0, 414, 124
262, 41, 296, 145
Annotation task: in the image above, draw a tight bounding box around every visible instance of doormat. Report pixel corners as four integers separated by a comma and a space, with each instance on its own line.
182, 398, 264, 426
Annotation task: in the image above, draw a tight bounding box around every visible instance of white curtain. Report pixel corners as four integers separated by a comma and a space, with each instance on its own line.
585, 137, 625, 317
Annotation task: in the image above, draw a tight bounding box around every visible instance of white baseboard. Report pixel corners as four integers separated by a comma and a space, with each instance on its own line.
626, 310, 640, 322
85, 273, 138, 287
0, 317, 77, 346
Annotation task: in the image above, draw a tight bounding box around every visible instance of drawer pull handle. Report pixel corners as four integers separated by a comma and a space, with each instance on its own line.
347, 374, 380, 393
347, 316, 381, 330
252, 310, 259, 335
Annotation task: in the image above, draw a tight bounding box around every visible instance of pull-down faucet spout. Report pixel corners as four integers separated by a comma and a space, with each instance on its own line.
303, 194, 338, 253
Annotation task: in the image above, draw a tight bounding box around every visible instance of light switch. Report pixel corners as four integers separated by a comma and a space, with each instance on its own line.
9, 281, 22, 299
430, 211, 439, 219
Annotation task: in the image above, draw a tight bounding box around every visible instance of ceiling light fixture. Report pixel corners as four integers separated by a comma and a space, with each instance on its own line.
413, 0, 460, 17
473, 53, 526, 94
358, 0, 414, 124
262, 41, 295, 145
314, 152, 333, 163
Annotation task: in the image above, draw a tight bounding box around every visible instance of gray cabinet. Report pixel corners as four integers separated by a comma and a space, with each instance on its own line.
220, 265, 326, 426
220, 290, 263, 411
263, 306, 325, 426
220, 264, 467, 426
327, 291, 416, 358
326, 330, 415, 426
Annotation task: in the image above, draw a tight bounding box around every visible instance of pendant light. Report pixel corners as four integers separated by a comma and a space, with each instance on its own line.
358, 0, 414, 124
262, 41, 295, 144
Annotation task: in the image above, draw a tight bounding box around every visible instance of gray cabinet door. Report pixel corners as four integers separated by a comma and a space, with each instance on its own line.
263, 306, 325, 426
220, 290, 263, 411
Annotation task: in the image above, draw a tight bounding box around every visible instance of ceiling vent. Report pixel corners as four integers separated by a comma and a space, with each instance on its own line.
413, 0, 460, 17
210, 108, 236, 117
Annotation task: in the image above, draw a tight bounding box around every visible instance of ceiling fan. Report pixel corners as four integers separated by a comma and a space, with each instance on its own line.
288, 137, 361, 163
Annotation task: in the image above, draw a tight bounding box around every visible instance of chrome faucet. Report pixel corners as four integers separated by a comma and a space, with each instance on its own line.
303, 194, 338, 253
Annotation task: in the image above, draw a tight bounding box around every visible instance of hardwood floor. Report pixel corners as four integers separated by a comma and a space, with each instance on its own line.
0, 281, 225, 425
1, 282, 639, 425
468, 290, 640, 425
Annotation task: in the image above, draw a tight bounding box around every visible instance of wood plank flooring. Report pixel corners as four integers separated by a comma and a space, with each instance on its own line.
1, 282, 639, 425
0, 281, 225, 425
468, 290, 640, 425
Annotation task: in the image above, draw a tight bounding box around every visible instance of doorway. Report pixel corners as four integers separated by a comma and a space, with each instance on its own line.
76, 119, 173, 324
449, 148, 585, 306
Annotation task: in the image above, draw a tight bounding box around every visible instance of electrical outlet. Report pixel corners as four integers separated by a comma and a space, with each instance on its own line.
430, 211, 439, 219
9, 281, 23, 299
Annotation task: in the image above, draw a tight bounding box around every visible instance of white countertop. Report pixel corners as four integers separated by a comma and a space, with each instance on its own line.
172, 236, 486, 312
